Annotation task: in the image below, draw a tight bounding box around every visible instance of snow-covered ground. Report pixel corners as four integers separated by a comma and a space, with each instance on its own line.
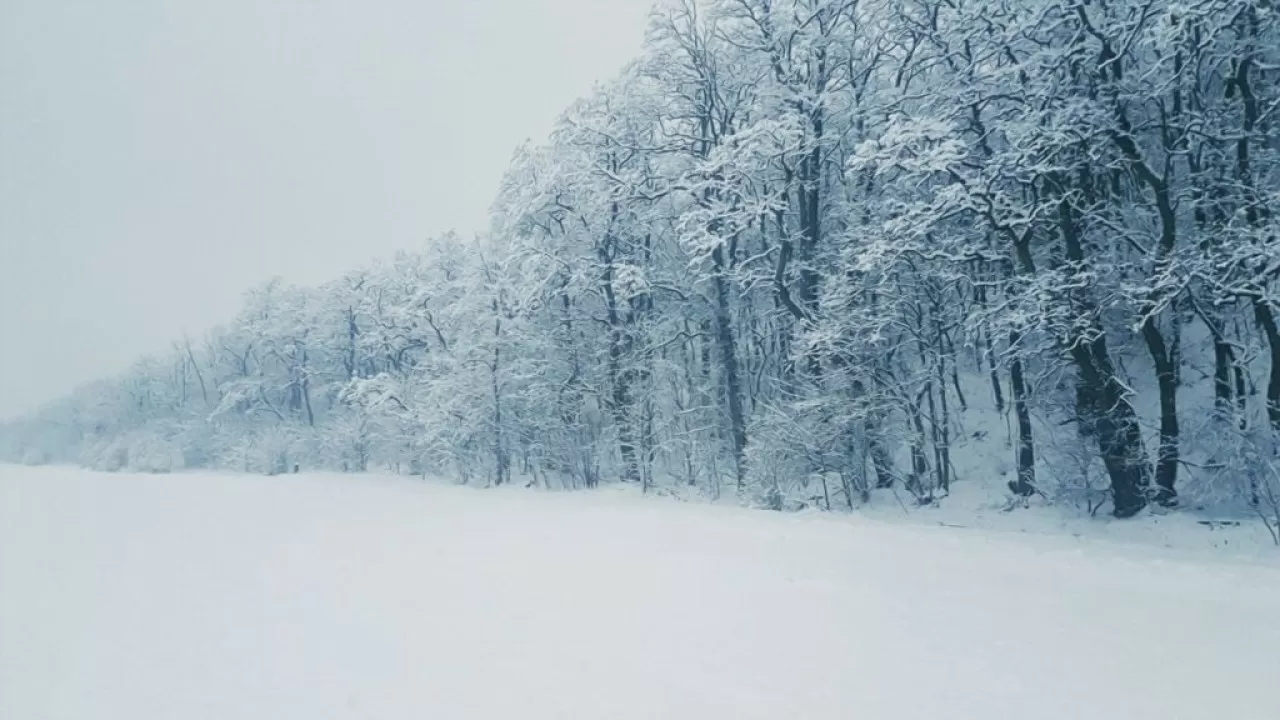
3, 465, 1278, 719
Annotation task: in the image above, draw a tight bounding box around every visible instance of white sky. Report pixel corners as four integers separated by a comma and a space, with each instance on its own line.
0, 0, 653, 419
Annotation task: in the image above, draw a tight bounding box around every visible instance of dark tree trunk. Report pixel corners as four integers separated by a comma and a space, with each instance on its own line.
905, 386, 931, 501
491, 308, 509, 487
600, 217, 640, 484
850, 377, 895, 489
1111, 98, 1182, 505
711, 245, 748, 488
1057, 198, 1152, 517
1071, 339, 1151, 517
983, 327, 1004, 413
795, 125, 823, 319
1254, 300, 1280, 432
1141, 318, 1179, 504
868, 424, 895, 489
1005, 242, 1038, 498
1212, 326, 1235, 413
1233, 42, 1280, 433
1007, 331, 1037, 497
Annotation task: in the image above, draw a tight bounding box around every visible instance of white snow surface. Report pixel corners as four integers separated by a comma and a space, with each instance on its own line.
3, 465, 1278, 719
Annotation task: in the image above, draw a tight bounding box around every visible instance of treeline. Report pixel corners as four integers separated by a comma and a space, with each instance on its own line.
5, 0, 1280, 519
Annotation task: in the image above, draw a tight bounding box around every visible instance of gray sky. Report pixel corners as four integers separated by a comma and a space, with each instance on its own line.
0, 0, 653, 420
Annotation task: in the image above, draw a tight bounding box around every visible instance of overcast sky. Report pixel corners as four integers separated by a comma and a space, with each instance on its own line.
0, 0, 654, 420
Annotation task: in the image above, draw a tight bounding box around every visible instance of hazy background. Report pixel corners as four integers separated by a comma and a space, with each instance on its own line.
0, 0, 653, 420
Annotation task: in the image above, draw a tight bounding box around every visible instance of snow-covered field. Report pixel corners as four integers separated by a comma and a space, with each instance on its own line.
3, 465, 1278, 719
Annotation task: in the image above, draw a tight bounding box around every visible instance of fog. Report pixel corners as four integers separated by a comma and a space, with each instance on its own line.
0, 0, 652, 419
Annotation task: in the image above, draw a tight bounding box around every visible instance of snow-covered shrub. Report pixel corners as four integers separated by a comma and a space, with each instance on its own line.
320, 412, 377, 472
1038, 427, 1109, 515
215, 425, 301, 475
79, 432, 184, 473
254, 426, 297, 475
171, 420, 218, 469
125, 433, 185, 473
745, 399, 874, 512
1180, 417, 1280, 543
84, 437, 129, 472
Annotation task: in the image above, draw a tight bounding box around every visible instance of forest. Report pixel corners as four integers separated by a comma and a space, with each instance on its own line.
5, 0, 1280, 523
